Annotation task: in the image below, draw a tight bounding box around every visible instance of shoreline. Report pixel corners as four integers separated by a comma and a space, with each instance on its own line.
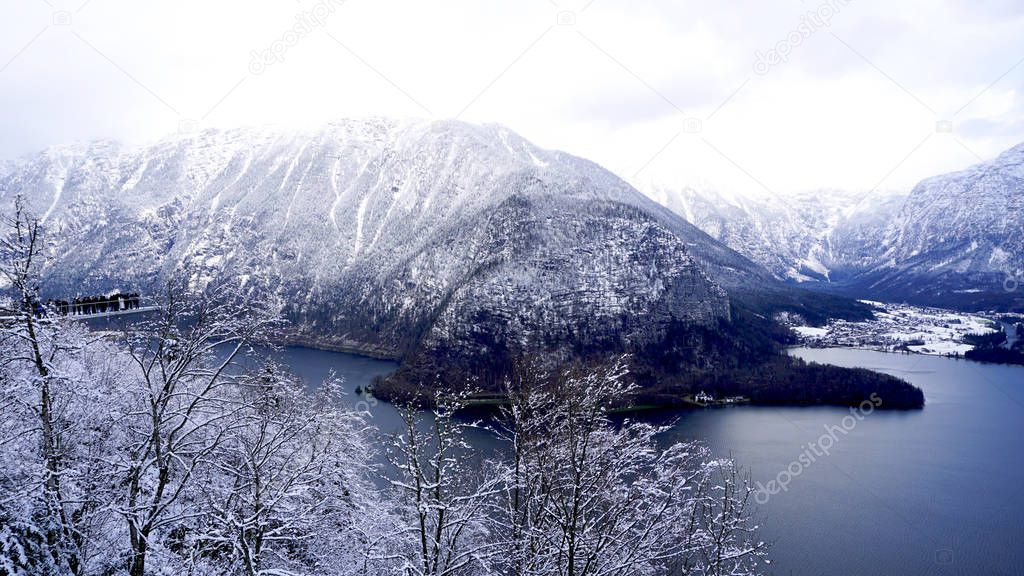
264, 340, 927, 411
78, 316, 931, 411
276, 333, 402, 361
787, 343, 1024, 368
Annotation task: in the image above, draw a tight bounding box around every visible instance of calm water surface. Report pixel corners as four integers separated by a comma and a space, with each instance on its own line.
275, 345, 1024, 576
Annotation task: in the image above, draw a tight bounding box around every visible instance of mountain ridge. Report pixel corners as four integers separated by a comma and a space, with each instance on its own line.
0, 118, 923, 407
0, 119, 743, 366
649, 142, 1024, 312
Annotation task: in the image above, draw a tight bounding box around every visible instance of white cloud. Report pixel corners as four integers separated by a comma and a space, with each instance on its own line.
1, 0, 1022, 196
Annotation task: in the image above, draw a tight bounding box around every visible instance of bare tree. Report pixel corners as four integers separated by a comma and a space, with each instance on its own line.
0, 195, 96, 574
383, 392, 504, 576
494, 359, 768, 576
190, 363, 383, 575
0, 199, 399, 575
682, 459, 766, 576
0, 196, 58, 493
111, 278, 279, 576
1, 195, 766, 576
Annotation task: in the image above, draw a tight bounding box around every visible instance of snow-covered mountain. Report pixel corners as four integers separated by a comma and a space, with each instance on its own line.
649, 185, 906, 282
858, 143, 1024, 308
651, 143, 1024, 311
1, 119, 778, 380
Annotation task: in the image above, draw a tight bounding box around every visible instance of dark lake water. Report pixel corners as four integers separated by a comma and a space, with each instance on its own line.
274, 345, 1024, 576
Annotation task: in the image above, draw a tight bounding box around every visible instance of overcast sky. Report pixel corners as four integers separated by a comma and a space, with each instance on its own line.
2, 0, 1023, 196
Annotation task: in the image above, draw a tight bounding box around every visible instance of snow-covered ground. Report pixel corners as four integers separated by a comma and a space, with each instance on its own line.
792, 326, 828, 338
790, 301, 1000, 356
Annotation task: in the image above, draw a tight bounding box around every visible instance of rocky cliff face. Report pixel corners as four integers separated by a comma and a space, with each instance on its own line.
418, 196, 729, 363
0, 119, 748, 377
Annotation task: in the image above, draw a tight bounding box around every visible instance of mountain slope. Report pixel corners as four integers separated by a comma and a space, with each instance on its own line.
856, 143, 1024, 309
649, 185, 905, 283
0, 120, 758, 371
651, 142, 1024, 312
0, 119, 925, 406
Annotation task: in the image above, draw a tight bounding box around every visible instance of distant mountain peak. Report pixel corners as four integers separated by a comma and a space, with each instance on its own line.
649, 140, 1024, 311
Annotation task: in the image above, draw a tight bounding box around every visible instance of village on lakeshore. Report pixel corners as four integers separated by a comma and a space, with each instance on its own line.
687, 391, 750, 407
788, 301, 1022, 356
